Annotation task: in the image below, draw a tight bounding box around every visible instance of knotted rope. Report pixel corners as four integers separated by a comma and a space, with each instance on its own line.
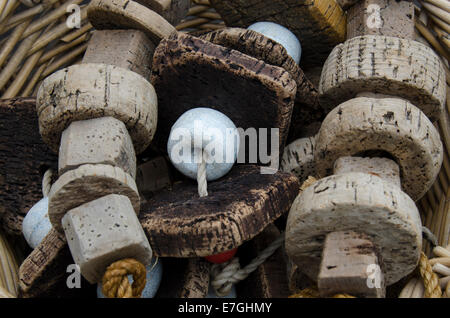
102, 258, 147, 298
211, 234, 285, 297
197, 150, 208, 197
419, 251, 442, 298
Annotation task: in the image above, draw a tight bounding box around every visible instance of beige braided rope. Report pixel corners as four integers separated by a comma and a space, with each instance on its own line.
41, 168, 52, 197
419, 252, 443, 298
102, 258, 147, 298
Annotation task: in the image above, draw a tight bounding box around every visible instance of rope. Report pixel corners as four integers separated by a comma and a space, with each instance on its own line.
289, 287, 355, 298
102, 258, 147, 298
419, 251, 442, 298
42, 168, 52, 197
197, 150, 208, 197
211, 234, 285, 297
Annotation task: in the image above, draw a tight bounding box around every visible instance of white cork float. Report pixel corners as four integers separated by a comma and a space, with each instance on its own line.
285, 0, 445, 298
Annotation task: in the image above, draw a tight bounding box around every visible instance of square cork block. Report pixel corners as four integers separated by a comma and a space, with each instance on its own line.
347, 0, 415, 39
150, 32, 297, 156
209, 0, 347, 66
82, 30, 155, 80
62, 194, 152, 284
58, 117, 136, 179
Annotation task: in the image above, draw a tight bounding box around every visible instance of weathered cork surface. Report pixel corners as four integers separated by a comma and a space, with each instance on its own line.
49, 164, 140, 232
87, 0, 176, 44
140, 165, 300, 258
136, 0, 190, 26
0, 98, 57, 236
314, 96, 443, 201
209, 0, 347, 66
37, 63, 158, 154
319, 35, 446, 121
156, 258, 210, 298
151, 32, 297, 155
200, 28, 324, 130
285, 172, 422, 286
281, 136, 316, 184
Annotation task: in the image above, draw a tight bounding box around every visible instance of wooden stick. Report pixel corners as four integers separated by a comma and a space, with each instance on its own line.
432, 25, 450, 52
0, 0, 7, 17
37, 33, 88, 66
20, 0, 84, 40
0, 24, 42, 91
40, 42, 87, 79
3, 3, 44, 29
187, 5, 210, 16
422, 2, 450, 26
21, 59, 51, 96
0, 0, 19, 22
60, 21, 91, 42
429, 257, 450, 266
176, 17, 210, 30
0, 18, 31, 69
415, 19, 450, 62
423, 0, 450, 13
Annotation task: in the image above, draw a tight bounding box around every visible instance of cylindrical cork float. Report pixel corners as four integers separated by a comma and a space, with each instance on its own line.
286, 0, 446, 298
35, 0, 190, 296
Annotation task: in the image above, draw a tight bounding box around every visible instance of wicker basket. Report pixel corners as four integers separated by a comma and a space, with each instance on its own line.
0, 0, 448, 298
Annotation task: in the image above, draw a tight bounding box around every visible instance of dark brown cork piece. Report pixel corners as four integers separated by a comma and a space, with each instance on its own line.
139, 165, 300, 258
150, 32, 297, 156
0, 98, 57, 236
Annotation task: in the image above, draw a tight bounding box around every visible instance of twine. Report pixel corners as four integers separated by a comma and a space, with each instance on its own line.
211, 234, 285, 297
102, 258, 147, 298
197, 150, 208, 197
42, 168, 52, 197
419, 251, 443, 298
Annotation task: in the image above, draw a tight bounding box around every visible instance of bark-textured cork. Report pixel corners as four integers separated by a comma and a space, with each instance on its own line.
58, 117, 136, 179
151, 32, 297, 155
0, 98, 57, 237
135, 0, 190, 26
318, 231, 386, 298
82, 30, 155, 80
49, 164, 140, 232
209, 0, 347, 66
347, 0, 415, 40
156, 258, 210, 298
136, 157, 172, 198
201, 28, 323, 127
319, 35, 446, 121
62, 194, 152, 284
285, 172, 422, 286
281, 136, 316, 184
139, 165, 300, 258
314, 96, 443, 201
87, 0, 176, 44
334, 156, 401, 188
37, 63, 158, 154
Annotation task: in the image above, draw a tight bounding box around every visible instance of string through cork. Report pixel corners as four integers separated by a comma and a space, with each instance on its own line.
197, 150, 208, 197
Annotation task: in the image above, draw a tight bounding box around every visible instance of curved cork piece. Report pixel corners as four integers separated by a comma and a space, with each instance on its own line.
36, 63, 158, 154
319, 35, 446, 121
314, 96, 443, 201
139, 165, 300, 258
201, 28, 323, 127
285, 172, 422, 286
49, 164, 140, 232
150, 32, 297, 154
136, 0, 190, 26
281, 136, 316, 183
209, 0, 347, 66
87, 0, 176, 44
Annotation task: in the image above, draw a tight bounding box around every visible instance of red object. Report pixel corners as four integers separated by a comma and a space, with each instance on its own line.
205, 248, 238, 264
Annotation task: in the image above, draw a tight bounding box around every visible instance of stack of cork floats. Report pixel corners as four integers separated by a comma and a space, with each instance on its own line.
33, 0, 190, 297
285, 0, 446, 298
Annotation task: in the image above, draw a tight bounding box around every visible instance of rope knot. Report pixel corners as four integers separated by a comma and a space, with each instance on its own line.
102, 258, 147, 298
